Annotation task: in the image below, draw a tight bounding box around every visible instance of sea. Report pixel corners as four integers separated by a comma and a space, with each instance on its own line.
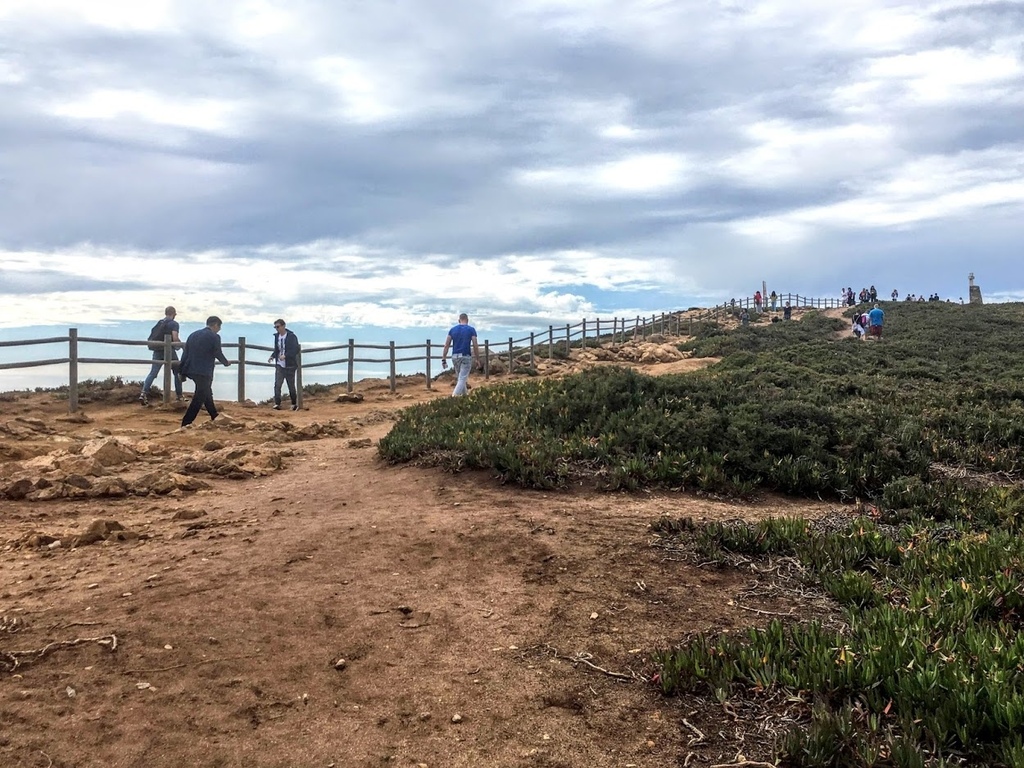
0, 317, 648, 404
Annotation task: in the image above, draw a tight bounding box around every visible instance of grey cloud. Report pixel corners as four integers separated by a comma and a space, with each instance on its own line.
1, 1, 1022, 308
0, 270, 149, 295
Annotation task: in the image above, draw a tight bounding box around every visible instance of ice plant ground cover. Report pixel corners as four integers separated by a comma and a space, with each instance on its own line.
380, 302, 1024, 766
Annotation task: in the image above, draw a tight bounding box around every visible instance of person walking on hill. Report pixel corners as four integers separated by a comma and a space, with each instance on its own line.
441, 313, 479, 397
847, 315, 864, 339
770, 290, 778, 311
179, 316, 231, 427
268, 319, 300, 411
754, 290, 762, 312
867, 304, 885, 340
783, 302, 792, 321
140, 306, 184, 405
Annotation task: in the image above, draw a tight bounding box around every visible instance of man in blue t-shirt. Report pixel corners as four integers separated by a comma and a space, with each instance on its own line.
441, 313, 479, 397
868, 304, 885, 339
140, 306, 183, 405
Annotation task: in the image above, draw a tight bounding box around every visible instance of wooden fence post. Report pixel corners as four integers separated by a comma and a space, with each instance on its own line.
68, 327, 78, 414
347, 339, 355, 393
484, 340, 490, 379
548, 326, 554, 359
237, 337, 246, 403
582, 319, 587, 349
295, 351, 303, 409
565, 324, 570, 356
529, 333, 535, 368
162, 333, 173, 405
389, 341, 397, 392
425, 340, 432, 390
508, 337, 514, 375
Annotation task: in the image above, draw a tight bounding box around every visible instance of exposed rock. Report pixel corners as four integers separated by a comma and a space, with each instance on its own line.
210, 414, 243, 430
72, 519, 128, 547
81, 438, 138, 467
171, 509, 207, 521
3, 478, 36, 500
131, 470, 210, 495
88, 477, 129, 497
180, 445, 286, 479
203, 440, 226, 452
292, 421, 350, 441
29, 484, 67, 501
63, 474, 93, 490
15, 531, 60, 548
336, 393, 364, 403
348, 438, 373, 449
55, 455, 108, 477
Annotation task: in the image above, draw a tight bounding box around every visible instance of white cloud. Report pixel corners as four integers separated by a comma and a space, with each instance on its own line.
732, 146, 1024, 239
0, 0, 176, 31
518, 152, 691, 195
0, 241, 671, 329
49, 88, 242, 134
720, 119, 896, 187
2, 0, 1024, 322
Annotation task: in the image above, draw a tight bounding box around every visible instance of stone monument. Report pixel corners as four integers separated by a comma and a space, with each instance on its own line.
968, 272, 983, 305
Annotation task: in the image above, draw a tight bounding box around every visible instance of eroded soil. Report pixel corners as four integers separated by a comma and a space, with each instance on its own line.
1, 352, 845, 768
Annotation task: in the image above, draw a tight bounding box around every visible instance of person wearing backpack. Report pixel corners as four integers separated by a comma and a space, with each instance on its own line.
852, 313, 865, 339
140, 306, 183, 405
267, 319, 301, 411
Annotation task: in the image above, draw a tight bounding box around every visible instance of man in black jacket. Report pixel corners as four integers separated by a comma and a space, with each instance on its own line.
268, 319, 300, 411
178, 316, 231, 427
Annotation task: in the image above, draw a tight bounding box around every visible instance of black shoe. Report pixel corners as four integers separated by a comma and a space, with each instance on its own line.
291, 405, 299, 411
272, 404, 281, 410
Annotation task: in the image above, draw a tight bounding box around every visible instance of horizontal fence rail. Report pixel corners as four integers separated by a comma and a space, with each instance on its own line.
0, 294, 848, 412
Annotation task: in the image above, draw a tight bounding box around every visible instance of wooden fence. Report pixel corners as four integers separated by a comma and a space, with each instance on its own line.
0, 294, 846, 412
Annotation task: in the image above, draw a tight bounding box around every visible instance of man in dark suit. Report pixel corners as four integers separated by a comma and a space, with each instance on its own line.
178, 316, 231, 427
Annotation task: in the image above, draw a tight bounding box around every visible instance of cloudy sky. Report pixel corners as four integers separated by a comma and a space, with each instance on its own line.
1, 0, 1022, 332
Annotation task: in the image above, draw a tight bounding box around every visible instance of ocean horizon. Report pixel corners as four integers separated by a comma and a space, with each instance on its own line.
0, 313, 675, 402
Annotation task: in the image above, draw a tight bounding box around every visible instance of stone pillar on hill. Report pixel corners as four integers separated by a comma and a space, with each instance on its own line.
968, 272, 983, 305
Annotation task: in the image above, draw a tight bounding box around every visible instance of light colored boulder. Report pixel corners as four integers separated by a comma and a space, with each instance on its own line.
81, 438, 138, 467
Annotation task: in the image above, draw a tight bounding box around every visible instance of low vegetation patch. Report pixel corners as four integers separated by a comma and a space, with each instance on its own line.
379, 301, 1024, 765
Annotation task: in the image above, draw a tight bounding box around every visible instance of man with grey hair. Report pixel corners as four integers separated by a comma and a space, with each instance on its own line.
441, 313, 479, 397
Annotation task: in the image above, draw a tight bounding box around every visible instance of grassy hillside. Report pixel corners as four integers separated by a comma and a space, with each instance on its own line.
379, 301, 1024, 766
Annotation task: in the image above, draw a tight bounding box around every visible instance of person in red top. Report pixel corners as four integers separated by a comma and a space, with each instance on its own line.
754, 290, 762, 311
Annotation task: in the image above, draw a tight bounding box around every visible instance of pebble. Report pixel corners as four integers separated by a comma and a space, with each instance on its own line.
451, 713, 462, 723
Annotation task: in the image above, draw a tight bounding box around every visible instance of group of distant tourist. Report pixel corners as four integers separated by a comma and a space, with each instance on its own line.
851, 305, 885, 340
140, 307, 480, 429
844, 286, 880, 305
844, 287, 961, 305
904, 293, 953, 302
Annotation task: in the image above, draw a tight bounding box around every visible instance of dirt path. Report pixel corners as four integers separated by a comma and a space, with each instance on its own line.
1, 360, 841, 767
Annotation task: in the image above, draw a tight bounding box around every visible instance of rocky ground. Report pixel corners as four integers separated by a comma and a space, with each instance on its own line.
1, 330, 844, 768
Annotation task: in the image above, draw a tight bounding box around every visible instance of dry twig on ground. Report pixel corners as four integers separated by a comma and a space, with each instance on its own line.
541, 644, 640, 682
1, 633, 117, 672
